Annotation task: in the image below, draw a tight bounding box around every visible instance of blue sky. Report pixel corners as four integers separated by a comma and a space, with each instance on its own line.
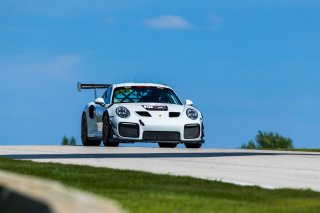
0, 1, 319, 148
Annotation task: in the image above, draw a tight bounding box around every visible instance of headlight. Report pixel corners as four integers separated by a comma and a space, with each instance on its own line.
186, 108, 198, 120
116, 106, 130, 118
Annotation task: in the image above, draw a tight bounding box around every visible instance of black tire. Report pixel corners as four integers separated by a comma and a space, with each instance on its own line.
102, 113, 119, 147
185, 143, 202, 148
158, 142, 177, 148
81, 113, 101, 146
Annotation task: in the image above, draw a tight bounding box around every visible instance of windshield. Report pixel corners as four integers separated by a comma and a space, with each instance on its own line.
112, 86, 182, 105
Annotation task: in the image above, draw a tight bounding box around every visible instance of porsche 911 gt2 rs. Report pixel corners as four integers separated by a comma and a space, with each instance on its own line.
78, 82, 204, 148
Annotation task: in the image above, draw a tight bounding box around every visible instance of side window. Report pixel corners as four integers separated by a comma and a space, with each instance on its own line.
103, 87, 112, 104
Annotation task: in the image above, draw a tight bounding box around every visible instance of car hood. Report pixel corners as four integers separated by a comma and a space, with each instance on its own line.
113, 102, 188, 114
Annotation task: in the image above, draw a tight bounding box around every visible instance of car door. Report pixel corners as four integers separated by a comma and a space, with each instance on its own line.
95, 87, 112, 134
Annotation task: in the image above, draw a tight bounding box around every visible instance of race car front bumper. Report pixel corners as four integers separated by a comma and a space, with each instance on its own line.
110, 116, 204, 143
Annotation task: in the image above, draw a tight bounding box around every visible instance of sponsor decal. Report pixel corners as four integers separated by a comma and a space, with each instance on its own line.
142, 105, 168, 111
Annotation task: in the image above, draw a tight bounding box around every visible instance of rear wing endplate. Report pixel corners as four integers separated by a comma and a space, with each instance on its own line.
77, 82, 111, 99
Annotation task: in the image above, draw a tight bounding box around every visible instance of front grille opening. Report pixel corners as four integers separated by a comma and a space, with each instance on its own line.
143, 131, 180, 141
184, 124, 200, 139
119, 123, 139, 138
136, 111, 152, 117
169, 112, 180, 117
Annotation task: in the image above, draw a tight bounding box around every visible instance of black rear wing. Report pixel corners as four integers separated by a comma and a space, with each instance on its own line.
77, 82, 111, 99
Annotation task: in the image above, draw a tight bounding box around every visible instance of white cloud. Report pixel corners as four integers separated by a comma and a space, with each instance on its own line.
0, 25, 20, 34
209, 15, 223, 30
105, 17, 118, 26
144, 15, 193, 30
0, 53, 81, 87
46, 54, 81, 76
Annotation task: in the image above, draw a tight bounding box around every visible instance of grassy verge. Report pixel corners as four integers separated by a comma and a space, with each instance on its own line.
278, 148, 320, 152
243, 148, 320, 152
0, 158, 319, 213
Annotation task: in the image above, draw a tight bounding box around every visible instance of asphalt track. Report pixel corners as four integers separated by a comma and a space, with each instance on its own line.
0, 146, 319, 191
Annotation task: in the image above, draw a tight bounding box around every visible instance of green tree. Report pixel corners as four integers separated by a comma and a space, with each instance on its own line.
61, 136, 77, 146
69, 137, 76, 146
255, 131, 293, 149
241, 131, 293, 149
241, 140, 256, 149
61, 136, 69, 145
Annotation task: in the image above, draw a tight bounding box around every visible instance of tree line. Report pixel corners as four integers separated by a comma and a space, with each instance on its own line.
241, 131, 293, 149
61, 136, 77, 146
60, 131, 294, 149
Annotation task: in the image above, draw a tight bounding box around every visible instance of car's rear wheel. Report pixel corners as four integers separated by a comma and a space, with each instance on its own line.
102, 113, 119, 147
184, 143, 202, 148
81, 113, 101, 146
158, 142, 177, 148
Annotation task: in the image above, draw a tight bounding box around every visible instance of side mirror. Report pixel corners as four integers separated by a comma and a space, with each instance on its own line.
94, 98, 105, 105
185, 99, 193, 106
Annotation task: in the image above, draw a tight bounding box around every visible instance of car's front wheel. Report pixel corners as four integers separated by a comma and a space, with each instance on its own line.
184, 143, 202, 148
102, 113, 119, 147
81, 113, 101, 146
158, 143, 177, 148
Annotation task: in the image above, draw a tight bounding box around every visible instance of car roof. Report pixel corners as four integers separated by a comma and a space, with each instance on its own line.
113, 82, 172, 89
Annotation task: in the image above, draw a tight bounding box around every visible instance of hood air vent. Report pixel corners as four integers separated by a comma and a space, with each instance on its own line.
169, 112, 180, 117
136, 111, 152, 117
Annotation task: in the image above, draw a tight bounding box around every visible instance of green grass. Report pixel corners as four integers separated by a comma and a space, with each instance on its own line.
278, 148, 320, 152
0, 158, 320, 213
243, 148, 320, 152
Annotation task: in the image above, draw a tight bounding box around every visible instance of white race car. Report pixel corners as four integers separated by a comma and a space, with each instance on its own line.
78, 82, 204, 148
